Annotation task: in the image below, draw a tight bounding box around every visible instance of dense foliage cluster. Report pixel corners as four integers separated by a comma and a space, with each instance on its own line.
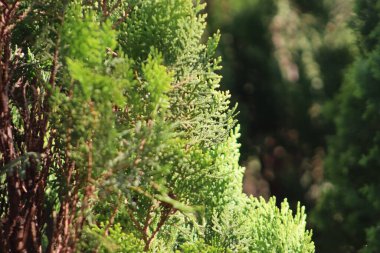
0, 0, 314, 252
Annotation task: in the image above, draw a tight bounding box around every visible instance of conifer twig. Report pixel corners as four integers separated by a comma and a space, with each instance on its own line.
112, 6, 131, 29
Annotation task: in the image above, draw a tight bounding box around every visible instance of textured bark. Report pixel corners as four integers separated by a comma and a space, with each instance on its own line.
1, 2, 52, 252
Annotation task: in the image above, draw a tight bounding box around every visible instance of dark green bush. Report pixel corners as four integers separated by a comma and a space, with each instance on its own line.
312, 1, 380, 252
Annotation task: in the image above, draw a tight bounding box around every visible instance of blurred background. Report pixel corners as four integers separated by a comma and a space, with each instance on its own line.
204, 0, 360, 252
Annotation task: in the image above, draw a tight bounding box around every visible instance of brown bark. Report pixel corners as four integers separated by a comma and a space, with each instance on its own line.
0, 2, 116, 252
1, 1, 22, 252
0, 2, 57, 252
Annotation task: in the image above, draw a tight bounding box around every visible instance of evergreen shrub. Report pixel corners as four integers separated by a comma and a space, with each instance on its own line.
0, 0, 314, 252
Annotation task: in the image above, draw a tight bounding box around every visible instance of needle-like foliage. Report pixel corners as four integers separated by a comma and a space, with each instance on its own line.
0, 1, 314, 252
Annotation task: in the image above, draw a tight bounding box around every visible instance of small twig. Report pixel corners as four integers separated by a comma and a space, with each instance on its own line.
101, 0, 108, 17
8, 0, 20, 14
144, 206, 176, 251
0, 0, 8, 8
126, 204, 145, 241
103, 192, 122, 236
112, 7, 130, 29
15, 6, 30, 23
110, 0, 121, 13
172, 77, 194, 89
49, 35, 60, 88
142, 203, 155, 235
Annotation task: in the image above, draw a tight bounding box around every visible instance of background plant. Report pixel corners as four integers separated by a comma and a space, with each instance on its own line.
312, 1, 380, 252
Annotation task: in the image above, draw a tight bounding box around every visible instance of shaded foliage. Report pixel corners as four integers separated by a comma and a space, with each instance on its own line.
312, 1, 380, 252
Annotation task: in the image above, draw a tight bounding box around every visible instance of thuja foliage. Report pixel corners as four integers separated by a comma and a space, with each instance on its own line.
0, 0, 314, 252
312, 1, 380, 252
